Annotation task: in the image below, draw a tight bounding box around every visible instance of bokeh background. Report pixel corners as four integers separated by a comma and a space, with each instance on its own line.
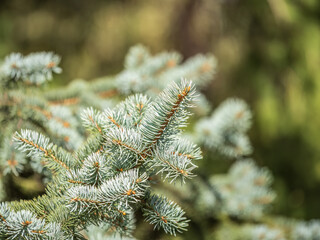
1, 0, 320, 237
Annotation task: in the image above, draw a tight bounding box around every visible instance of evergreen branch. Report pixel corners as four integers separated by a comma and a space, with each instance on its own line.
67, 170, 149, 215
99, 169, 149, 207
82, 108, 104, 133
121, 94, 150, 127
14, 130, 52, 157
77, 153, 112, 186
177, 54, 216, 87
0, 52, 62, 85
150, 144, 197, 183
67, 186, 101, 214
2, 209, 64, 239
141, 80, 196, 152
142, 193, 189, 236
2, 44, 312, 240
195, 98, 252, 157
211, 159, 276, 219
103, 109, 122, 129
0, 203, 10, 224
168, 138, 202, 161
2, 72, 202, 238
66, 169, 90, 186
13, 130, 72, 172
28, 105, 71, 128
292, 220, 320, 240
151, 52, 182, 76
124, 44, 150, 69
106, 128, 145, 159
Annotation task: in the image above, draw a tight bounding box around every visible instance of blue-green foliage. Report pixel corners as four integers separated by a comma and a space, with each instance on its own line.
1, 52, 61, 86
0, 80, 200, 239
0, 46, 319, 240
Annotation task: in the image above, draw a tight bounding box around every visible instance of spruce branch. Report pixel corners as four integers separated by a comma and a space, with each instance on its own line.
8, 80, 199, 237
81, 108, 104, 134
292, 220, 320, 239
142, 193, 189, 236
0, 45, 316, 240
105, 128, 145, 159
140, 80, 196, 152
0, 52, 61, 86
195, 98, 252, 157
150, 143, 197, 183
0, 46, 217, 238
125, 44, 150, 69
210, 159, 275, 219
13, 130, 76, 173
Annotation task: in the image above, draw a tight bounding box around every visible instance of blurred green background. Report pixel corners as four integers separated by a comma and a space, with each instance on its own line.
1, 0, 320, 232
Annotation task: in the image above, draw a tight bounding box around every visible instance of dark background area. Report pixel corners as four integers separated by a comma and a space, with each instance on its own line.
1, 0, 320, 234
